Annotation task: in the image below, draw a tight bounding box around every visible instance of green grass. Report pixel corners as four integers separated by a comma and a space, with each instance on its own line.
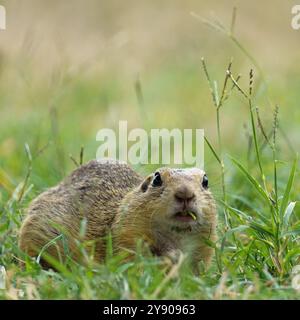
0, 7, 300, 300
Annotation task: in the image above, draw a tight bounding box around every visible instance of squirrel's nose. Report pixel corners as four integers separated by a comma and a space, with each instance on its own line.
174, 186, 195, 204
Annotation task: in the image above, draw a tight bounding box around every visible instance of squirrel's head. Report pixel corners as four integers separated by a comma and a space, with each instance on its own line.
130, 167, 216, 232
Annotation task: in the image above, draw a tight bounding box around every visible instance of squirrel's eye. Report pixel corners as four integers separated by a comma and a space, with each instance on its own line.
202, 174, 208, 189
152, 172, 163, 187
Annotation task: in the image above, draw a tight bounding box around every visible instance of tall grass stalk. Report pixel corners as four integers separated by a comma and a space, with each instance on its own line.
201, 58, 238, 230
227, 70, 268, 193
226, 69, 298, 278
193, 7, 296, 157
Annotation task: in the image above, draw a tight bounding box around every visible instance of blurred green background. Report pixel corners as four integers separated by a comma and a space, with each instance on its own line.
0, 0, 299, 191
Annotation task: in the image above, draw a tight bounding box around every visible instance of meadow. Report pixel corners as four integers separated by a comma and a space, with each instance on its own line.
0, 0, 299, 299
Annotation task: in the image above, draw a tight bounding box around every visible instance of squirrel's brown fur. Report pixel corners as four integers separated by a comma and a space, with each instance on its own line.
19, 160, 217, 269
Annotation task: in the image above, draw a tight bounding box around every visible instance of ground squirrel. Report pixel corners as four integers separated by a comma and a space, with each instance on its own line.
19, 160, 217, 269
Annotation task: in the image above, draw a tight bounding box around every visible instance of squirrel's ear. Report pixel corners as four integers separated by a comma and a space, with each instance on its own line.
140, 175, 152, 192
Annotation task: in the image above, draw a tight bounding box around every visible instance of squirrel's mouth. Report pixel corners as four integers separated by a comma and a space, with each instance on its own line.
173, 210, 197, 223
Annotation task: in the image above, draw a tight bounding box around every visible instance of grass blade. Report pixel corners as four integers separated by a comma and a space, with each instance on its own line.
283, 202, 297, 230
280, 158, 297, 218
205, 136, 221, 164
230, 156, 270, 204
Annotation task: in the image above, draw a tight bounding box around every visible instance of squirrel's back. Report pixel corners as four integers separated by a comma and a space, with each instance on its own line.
19, 160, 142, 263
